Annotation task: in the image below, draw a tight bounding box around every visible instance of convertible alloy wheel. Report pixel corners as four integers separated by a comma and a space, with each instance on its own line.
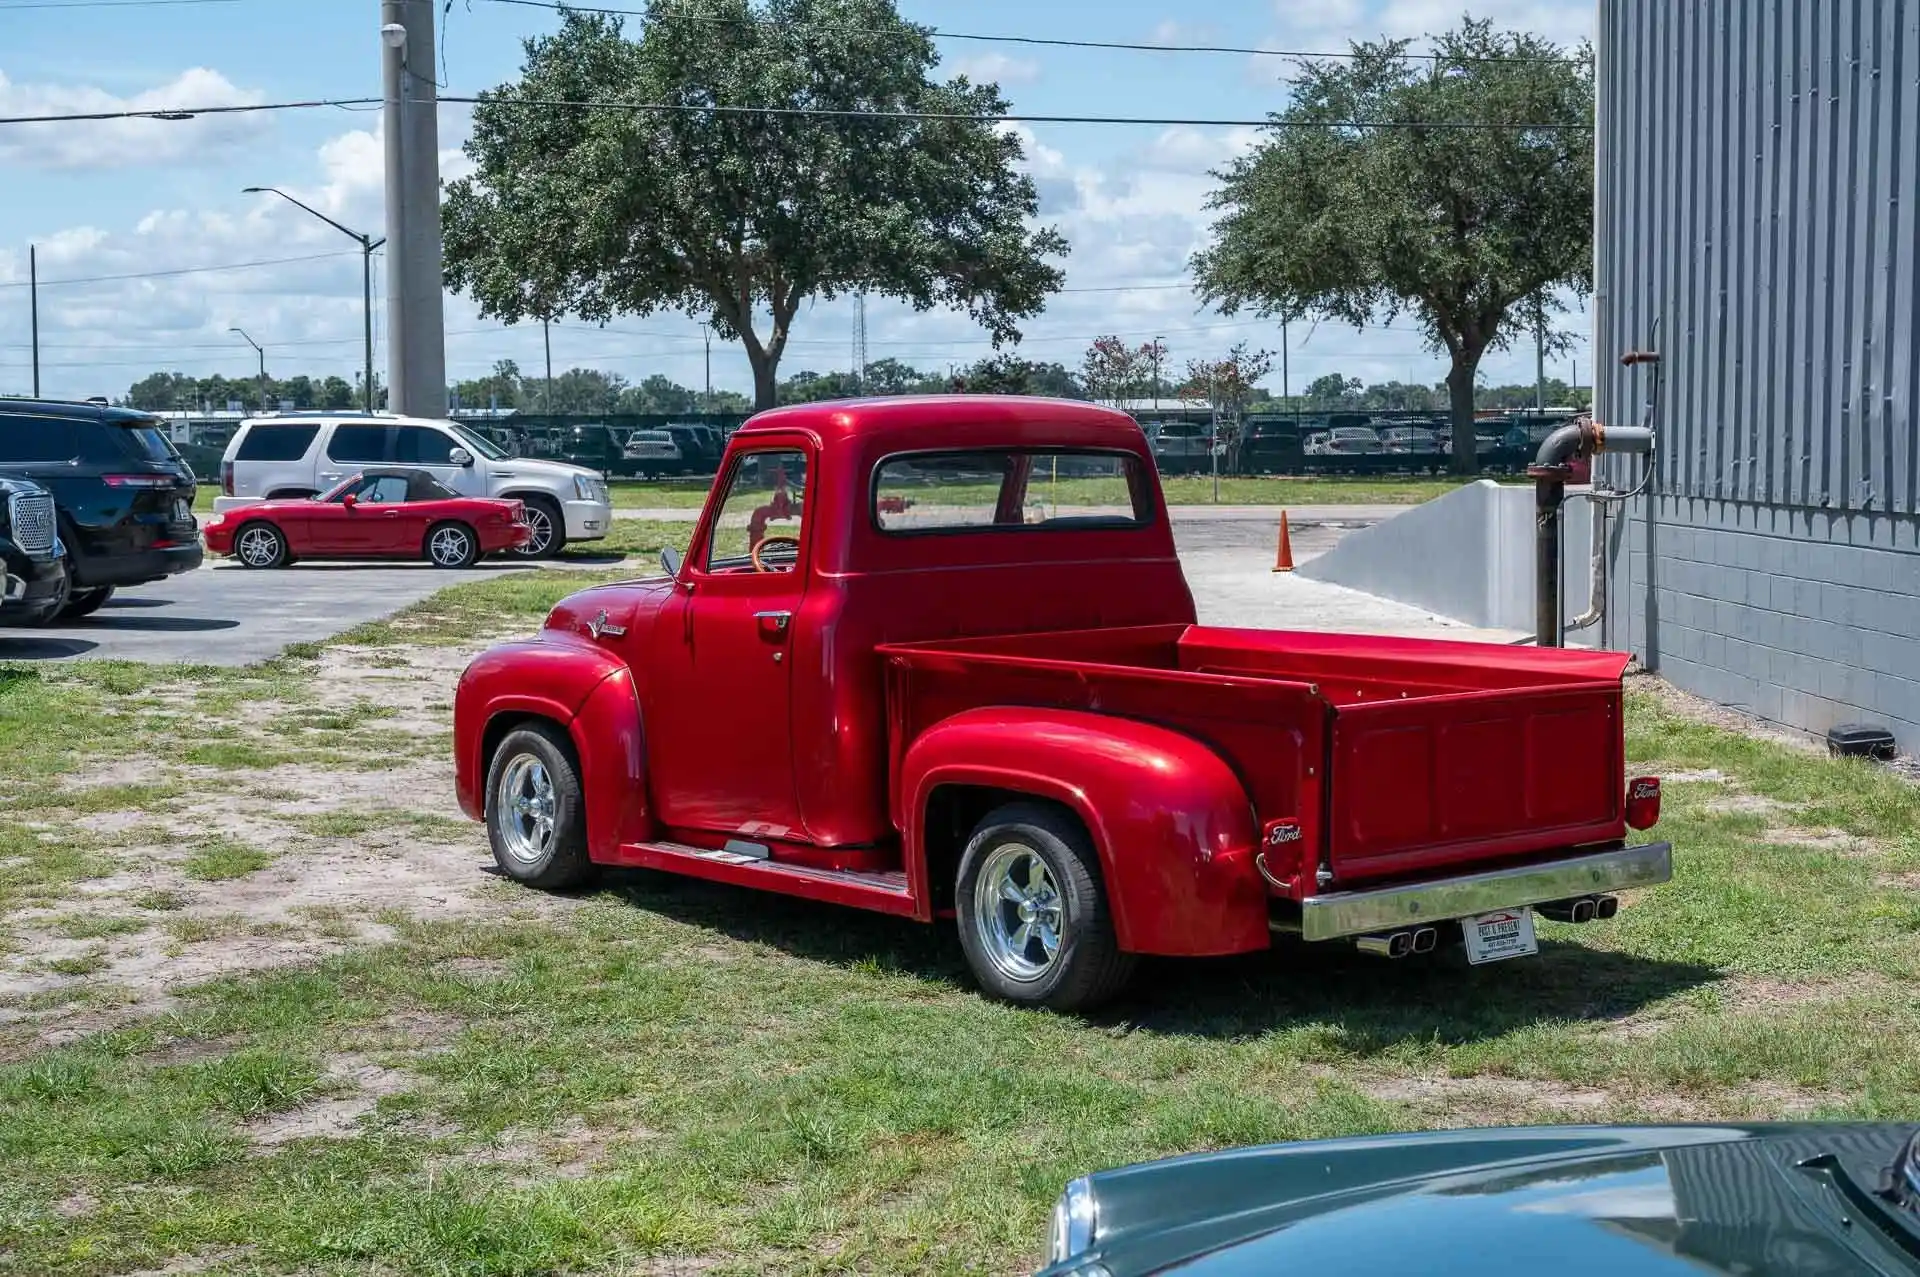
234, 524, 286, 569
428, 523, 477, 568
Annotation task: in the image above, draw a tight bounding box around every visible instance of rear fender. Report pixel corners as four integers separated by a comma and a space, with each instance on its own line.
454, 636, 657, 854
898, 708, 1265, 956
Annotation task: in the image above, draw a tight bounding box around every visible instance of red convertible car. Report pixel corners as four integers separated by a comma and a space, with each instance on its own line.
202, 468, 530, 568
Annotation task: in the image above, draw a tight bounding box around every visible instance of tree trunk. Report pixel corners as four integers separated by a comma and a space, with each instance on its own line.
746, 345, 778, 412
1445, 354, 1482, 476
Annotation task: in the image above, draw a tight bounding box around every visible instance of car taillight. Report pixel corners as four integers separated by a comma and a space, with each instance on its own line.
221, 460, 234, 496
101, 475, 176, 489
1626, 777, 1661, 830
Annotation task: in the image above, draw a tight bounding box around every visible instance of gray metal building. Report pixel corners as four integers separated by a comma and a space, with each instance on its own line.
1594, 0, 1920, 742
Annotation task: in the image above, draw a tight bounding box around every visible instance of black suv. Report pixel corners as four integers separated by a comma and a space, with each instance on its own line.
0, 398, 202, 623
0, 474, 65, 624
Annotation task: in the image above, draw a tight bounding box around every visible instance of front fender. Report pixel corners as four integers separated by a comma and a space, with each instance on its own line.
898, 708, 1265, 957
453, 634, 639, 827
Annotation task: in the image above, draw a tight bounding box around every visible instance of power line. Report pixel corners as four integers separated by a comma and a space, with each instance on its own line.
470, 0, 1579, 63
0, 250, 364, 290
0, 94, 1589, 132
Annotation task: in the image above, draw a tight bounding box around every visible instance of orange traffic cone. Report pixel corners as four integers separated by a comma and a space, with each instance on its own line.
1272, 510, 1295, 573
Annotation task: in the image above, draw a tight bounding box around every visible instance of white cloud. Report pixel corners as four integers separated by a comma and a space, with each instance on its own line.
0, 68, 268, 170
947, 52, 1042, 87
1149, 19, 1218, 45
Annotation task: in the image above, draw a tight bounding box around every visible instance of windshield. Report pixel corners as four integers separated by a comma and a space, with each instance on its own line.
319, 476, 361, 502
445, 420, 508, 461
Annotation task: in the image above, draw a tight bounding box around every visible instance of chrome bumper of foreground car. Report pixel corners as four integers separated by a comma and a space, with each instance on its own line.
1297, 842, 1673, 942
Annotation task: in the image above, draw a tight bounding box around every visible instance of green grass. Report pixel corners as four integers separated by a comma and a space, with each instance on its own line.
180, 840, 274, 883
608, 474, 1470, 511
5, 573, 1920, 1273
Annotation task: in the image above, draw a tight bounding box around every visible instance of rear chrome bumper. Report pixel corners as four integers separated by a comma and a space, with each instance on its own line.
1298, 842, 1673, 942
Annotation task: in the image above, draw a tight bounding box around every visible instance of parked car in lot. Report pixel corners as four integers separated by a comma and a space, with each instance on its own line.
0, 475, 66, 624
202, 468, 529, 568
1378, 423, 1440, 454
0, 397, 202, 623
621, 429, 684, 477
1316, 425, 1385, 455
1038, 1122, 1920, 1275
452, 396, 1670, 1011
214, 412, 610, 559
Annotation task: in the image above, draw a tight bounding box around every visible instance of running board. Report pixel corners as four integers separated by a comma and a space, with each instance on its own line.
608, 840, 919, 917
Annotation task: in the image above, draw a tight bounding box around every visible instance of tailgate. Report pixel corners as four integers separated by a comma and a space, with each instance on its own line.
1325, 681, 1627, 882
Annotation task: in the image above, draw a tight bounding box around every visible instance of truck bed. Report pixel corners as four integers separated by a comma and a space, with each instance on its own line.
878, 624, 1632, 891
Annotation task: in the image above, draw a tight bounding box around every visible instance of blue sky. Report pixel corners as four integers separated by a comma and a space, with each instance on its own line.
0, 0, 1594, 403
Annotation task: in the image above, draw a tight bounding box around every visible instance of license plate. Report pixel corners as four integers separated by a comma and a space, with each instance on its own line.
173, 498, 191, 523
1463, 907, 1539, 965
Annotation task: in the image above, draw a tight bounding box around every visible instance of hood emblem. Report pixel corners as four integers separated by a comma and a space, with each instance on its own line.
588, 609, 626, 640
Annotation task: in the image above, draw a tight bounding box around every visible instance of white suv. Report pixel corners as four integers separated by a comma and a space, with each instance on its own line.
213, 413, 612, 558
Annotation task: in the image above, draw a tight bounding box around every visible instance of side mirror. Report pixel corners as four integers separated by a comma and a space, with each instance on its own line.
660, 546, 683, 578
342, 493, 358, 509
449, 447, 474, 467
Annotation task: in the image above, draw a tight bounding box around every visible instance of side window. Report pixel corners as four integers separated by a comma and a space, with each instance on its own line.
360, 475, 410, 503
328, 424, 389, 463
704, 449, 807, 572
0, 416, 81, 463
236, 424, 320, 462
393, 426, 455, 465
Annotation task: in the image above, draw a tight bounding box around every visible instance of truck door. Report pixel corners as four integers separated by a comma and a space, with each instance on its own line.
647, 442, 811, 839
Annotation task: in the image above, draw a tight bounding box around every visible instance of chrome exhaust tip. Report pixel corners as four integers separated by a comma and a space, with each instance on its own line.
1355, 931, 1413, 959
1571, 897, 1596, 924
1594, 894, 1619, 920
1410, 926, 1438, 954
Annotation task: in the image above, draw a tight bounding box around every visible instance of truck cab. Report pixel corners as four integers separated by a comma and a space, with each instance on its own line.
454, 396, 1669, 1010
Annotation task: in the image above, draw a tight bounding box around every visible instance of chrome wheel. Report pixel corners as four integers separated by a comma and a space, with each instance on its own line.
973, 841, 1064, 982
494, 754, 556, 866
429, 525, 473, 566
515, 505, 555, 557
235, 525, 282, 568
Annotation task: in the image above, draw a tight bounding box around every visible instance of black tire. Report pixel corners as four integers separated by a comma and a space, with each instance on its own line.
512, 496, 565, 560
1, 552, 71, 628
60, 586, 114, 620
954, 802, 1135, 1012
425, 521, 480, 569
484, 723, 594, 889
232, 521, 288, 569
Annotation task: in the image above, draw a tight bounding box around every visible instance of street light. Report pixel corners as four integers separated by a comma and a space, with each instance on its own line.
243, 186, 386, 412
229, 327, 267, 411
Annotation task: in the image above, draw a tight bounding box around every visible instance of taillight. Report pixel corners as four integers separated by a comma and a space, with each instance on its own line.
221, 460, 234, 497
1626, 777, 1661, 830
101, 475, 175, 489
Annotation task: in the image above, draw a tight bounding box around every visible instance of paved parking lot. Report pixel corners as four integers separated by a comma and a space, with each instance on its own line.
0, 560, 562, 665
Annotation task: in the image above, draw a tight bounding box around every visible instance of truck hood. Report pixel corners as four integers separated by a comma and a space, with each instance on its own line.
1041, 1124, 1920, 1277
543, 576, 676, 645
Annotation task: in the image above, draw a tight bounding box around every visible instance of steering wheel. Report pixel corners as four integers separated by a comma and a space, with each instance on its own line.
751, 534, 801, 573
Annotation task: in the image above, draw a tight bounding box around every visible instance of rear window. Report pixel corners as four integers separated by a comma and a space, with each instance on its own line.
236, 423, 320, 462
873, 450, 1151, 534
117, 424, 181, 462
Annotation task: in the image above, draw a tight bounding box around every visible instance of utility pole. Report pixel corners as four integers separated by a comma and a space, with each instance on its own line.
381, 0, 447, 419
1151, 336, 1163, 411
703, 332, 711, 413
1535, 315, 1546, 413
230, 328, 267, 410
1280, 320, 1290, 419
243, 187, 384, 412
853, 292, 868, 393
28, 245, 39, 398
543, 318, 553, 414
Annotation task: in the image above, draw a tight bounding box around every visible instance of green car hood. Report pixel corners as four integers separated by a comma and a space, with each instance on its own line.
1041, 1123, 1920, 1277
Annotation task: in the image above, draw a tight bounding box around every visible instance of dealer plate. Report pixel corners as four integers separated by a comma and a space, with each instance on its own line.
173, 498, 192, 523
1463, 907, 1538, 965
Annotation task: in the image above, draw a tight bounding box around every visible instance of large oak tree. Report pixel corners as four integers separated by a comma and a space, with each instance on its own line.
1191, 19, 1592, 472
443, 0, 1066, 410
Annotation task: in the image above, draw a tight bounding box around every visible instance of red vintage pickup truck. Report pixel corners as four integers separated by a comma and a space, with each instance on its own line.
454, 396, 1669, 1010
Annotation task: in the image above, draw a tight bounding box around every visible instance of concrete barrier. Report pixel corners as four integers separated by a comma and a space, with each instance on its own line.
1298, 480, 1597, 637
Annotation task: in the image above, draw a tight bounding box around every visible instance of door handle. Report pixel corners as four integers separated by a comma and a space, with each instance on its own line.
754, 610, 791, 635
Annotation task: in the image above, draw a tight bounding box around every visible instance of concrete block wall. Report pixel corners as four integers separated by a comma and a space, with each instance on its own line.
1602, 492, 1920, 746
